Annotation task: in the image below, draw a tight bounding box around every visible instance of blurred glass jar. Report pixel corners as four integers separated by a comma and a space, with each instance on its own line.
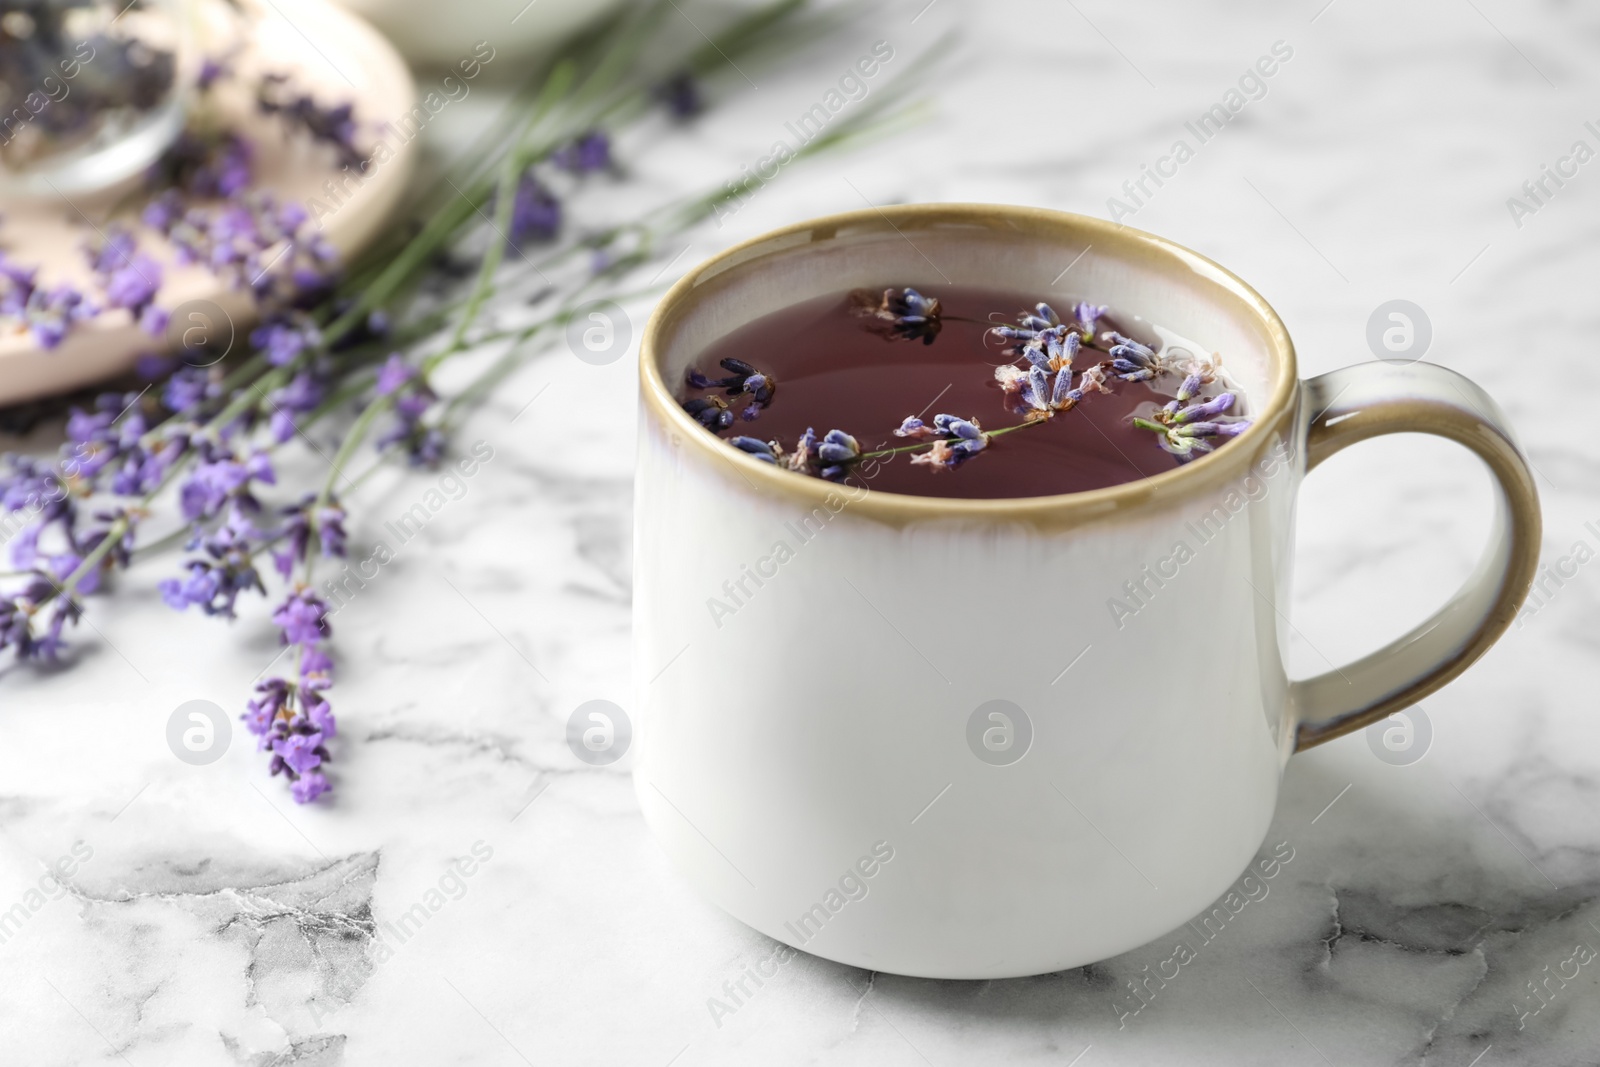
0, 0, 195, 198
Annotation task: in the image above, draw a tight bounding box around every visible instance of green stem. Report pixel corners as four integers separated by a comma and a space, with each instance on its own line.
51, 446, 198, 602
314, 396, 393, 509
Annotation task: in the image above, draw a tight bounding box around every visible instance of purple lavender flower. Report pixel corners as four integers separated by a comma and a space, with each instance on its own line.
682, 395, 733, 432
0, 569, 80, 662
82, 231, 167, 335
77, 508, 138, 575
148, 189, 335, 301
60, 389, 158, 495
24, 284, 96, 349
411, 428, 445, 467
1021, 329, 1080, 374
1132, 385, 1251, 462
904, 415, 988, 472
159, 561, 234, 614
291, 772, 331, 803
1020, 366, 1075, 415
1107, 333, 1161, 382
0, 254, 37, 317
267, 370, 325, 443
304, 698, 336, 739
1, 455, 70, 522
257, 73, 365, 170
684, 358, 776, 420
1075, 302, 1107, 340
248, 586, 337, 802
1018, 362, 1109, 417
160, 515, 267, 617
272, 589, 331, 647
729, 436, 777, 463
990, 302, 1065, 349
782, 427, 819, 475
273, 730, 324, 775
84, 230, 138, 276
1167, 391, 1237, 426
510, 172, 561, 245
149, 129, 254, 198
164, 367, 220, 415
849, 287, 943, 344
244, 679, 289, 737
375, 353, 414, 395
552, 131, 611, 174
656, 72, 704, 118
197, 57, 229, 91
272, 496, 347, 579
816, 429, 861, 481
103, 255, 164, 329
373, 356, 443, 466
775, 426, 857, 481
251, 313, 322, 367
177, 446, 275, 523
141, 189, 186, 234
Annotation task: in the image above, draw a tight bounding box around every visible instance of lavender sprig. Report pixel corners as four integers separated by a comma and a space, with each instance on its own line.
1131, 374, 1248, 462
898, 414, 988, 472
246, 590, 336, 803
0, 0, 941, 805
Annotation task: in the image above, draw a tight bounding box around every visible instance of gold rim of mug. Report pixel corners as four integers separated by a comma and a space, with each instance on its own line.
638, 203, 1299, 527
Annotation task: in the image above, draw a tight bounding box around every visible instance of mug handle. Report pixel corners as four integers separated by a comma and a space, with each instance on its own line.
1290, 361, 1542, 750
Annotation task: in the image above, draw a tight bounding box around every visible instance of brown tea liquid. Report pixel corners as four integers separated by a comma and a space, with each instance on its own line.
685, 287, 1217, 499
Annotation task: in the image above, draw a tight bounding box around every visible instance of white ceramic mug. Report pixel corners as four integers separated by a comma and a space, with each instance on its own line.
632, 204, 1540, 979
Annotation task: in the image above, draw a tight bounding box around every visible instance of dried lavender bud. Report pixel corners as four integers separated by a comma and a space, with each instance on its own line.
1074, 302, 1107, 339
849, 286, 943, 344
1107, 332, 1160, 381
907, 415, 988, 472
729, 436, 777, 463
509, 172, 561, 244
655, 71, 703, 118
552, 131, 611, 174
683, 395, 733, 431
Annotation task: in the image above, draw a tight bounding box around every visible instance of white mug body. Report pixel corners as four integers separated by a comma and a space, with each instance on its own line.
633, 206, 1306, 979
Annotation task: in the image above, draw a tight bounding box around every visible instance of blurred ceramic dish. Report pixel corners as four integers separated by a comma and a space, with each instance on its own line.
0, 0, 415, 406
0, 0, 199, 198
330, 0, 628, 68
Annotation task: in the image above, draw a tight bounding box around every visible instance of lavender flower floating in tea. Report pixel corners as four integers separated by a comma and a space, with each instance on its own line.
678, 287, 1253, 498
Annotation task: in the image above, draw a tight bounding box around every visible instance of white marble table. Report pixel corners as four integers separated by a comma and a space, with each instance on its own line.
3, 1, 1599, 1063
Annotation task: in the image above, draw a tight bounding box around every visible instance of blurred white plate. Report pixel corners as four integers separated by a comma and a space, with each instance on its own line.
331, 0, 628, 69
